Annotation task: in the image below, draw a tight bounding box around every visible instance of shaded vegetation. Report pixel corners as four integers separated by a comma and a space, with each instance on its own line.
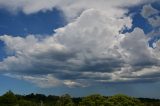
0, 91, 159, 106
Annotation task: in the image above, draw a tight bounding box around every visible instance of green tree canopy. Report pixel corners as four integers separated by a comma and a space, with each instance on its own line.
55, 94, 74, 106
18, 99, 36, 106
106, 94, 144, 106
0, 90, 18, 106
79, 94, 108, 106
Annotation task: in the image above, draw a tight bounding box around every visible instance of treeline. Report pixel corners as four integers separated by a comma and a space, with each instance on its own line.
0, 91, 160, 106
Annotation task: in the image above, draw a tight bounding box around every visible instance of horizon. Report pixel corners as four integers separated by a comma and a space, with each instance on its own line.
1, 90, 160, 99
0, 0, 160, 98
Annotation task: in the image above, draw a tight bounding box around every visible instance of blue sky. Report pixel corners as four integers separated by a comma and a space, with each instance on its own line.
0, 8, 66, 36
0, 0, 160, 98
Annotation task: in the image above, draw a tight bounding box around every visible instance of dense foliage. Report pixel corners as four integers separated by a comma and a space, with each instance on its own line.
0, 91, 159, 106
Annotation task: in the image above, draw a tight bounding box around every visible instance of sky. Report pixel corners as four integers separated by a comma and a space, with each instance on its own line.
0, 0, 160, 98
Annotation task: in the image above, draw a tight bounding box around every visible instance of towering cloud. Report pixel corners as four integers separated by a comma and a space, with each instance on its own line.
0, 0, 160, 88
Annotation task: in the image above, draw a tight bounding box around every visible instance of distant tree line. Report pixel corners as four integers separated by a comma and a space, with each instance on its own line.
0, 91, 159, 106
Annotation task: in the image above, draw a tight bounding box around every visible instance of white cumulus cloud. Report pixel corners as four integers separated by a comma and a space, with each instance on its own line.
0, 1, 160, 88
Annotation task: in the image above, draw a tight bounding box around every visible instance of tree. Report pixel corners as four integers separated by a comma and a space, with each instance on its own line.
55, 94, 74, 106
79, 94, 107, 106
0, 91, 18, 106
106, 94, 144, 106
18, 99, 36, 106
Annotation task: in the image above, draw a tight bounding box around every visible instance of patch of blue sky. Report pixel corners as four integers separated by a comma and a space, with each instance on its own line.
122, 2, 160, 48
0, 8, 66, 37
0, 74, 39, 95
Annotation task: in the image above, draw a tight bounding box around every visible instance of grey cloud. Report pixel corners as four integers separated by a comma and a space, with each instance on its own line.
141, 4, 160, 28
141, 4, 159, 18
0, 0, 158, 21
148, 16, 160, 28
120, 28, 158, 66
